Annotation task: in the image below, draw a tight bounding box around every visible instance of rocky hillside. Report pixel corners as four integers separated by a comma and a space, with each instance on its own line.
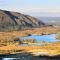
0, 9, 45, 31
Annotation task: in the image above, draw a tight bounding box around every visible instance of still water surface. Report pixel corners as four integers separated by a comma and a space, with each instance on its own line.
20, 34, 60, 46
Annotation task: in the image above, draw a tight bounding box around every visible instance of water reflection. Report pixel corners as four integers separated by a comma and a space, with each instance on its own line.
3, 58, 16, 60
2, 56, 60, 60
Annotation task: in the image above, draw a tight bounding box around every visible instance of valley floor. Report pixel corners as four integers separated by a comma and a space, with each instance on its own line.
0, 26, 60, 57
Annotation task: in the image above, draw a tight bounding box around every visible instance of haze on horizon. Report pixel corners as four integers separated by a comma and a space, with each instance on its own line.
0, 0, 60, 17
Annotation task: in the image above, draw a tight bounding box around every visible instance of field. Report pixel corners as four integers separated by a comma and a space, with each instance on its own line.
0, 26, 60, 56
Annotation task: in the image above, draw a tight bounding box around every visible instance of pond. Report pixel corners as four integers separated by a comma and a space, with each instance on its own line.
20, 43, 45, 46
20, 34, 60, 46
3, 58, 16, 60
20, 34, 60, 42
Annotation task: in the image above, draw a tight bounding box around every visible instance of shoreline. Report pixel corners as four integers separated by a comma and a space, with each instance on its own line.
0, 53, 60, 58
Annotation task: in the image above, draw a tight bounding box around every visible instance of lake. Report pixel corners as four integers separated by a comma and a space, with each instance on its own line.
20, 34, 60, 42
20, 34, 60, 46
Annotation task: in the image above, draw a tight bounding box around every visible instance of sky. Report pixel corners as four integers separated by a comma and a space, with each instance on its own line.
0, 0, 60, 17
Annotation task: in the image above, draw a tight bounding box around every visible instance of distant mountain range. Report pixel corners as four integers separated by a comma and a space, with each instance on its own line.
0, 9, 45, 31
37, 17, 60, 25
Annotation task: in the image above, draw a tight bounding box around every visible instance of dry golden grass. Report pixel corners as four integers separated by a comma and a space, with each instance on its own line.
0, 42, 60, 56
0, 26, 59, 44
0, 27, 60, 56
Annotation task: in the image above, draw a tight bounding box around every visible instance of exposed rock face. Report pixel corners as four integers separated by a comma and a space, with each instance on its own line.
0, 9, 45, 31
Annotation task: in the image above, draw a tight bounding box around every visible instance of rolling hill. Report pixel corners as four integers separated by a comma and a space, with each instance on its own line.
0, 9, 45, 31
